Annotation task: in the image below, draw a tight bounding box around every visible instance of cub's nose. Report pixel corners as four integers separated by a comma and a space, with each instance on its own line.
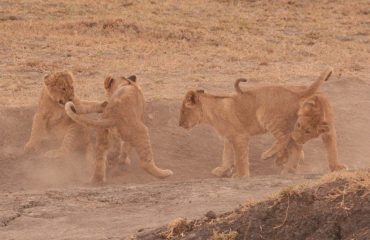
179, 120, 184, 127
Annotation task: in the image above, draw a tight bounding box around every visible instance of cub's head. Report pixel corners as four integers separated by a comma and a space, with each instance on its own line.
104, 75, 136, 97
44, 71, 75, 106
179, 90, 204, 129
292, 95, 330, 144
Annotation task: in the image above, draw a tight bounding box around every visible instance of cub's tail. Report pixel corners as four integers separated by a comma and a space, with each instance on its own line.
65, 102, 116, 128
299, 67, 333, 98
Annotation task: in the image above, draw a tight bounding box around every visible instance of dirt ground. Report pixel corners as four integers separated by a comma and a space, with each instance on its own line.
0, 0, 370, 239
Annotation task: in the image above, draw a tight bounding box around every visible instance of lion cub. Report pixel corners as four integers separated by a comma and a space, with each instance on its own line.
65, 75, 173, 183
179, 68, 332, 177
265, 94, 347, 172
24, 71, 106, 159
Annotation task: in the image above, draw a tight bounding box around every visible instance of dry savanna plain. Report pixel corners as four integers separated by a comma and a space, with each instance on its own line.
0, 0, 370, 239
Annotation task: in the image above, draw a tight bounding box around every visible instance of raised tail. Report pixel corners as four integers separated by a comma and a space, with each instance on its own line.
298, 67, 333, 98
65, 102, 116, 128
234, 78, 247, 93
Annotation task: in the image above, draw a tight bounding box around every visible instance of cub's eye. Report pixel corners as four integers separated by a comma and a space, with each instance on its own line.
62, 88, 66, 91
305, 129, 311, 134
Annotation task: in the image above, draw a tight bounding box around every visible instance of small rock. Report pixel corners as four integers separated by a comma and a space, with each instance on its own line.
205, 210, 217, 219
335, 35, 353, 42
259, 61, 268, 66
8, 16, 18, 20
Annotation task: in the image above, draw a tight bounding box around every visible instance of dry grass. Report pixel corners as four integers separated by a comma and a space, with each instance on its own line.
0, 0, 370, 106
212, 229, 238, 240
140, 170, 370, 239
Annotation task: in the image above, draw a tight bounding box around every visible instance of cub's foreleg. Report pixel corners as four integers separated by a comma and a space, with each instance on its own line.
24, 113, 48, 154
280, 141, 303, 174
73, 99, 107, 114
321, 129, 347, 171
230, 134, 250, 178
212, 139, 234, 177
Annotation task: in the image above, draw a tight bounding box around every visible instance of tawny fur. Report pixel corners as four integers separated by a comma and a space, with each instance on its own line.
65, 75, 173, 183
24, 71, 106, 159
264, 94, 347, 172
179, 68, 335, 177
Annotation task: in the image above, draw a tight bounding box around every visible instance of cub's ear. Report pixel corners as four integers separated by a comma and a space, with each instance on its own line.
184, 91, 198, 108
305, 95, 319, 106
64, 71, 74, 85
301, 96, 321, 114
44, 74, 52, 86
127, 75, 136, 82
104, 76, 114, 90
318, 121, 330, 134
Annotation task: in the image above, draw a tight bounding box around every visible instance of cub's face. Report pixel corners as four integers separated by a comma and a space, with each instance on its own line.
292, 117, 323, 144
179, 90, 204, 129
104, 75, 136, 97
291, 96, 329, 144
44, 71, 75, 106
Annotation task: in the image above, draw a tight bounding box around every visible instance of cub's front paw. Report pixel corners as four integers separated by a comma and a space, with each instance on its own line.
97, 101, 109, 113
261, 150, 275, 160
212, 166, 232, 177
91, 173, 106, 184
280, 166, 297, 175
24, 142, 38, 154
120, 155, 131, 166
330, 163, 347, 172
275, 155, 288, 167
231, 173, 249, 179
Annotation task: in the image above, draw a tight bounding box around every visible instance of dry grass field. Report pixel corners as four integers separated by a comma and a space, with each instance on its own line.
0, 0, 370, 239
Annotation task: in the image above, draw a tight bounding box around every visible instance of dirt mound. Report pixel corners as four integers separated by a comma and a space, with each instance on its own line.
138, 171, 370, 240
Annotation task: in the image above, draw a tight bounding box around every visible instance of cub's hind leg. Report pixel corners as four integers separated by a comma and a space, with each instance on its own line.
108, 129, 132, 166
119, 141, 132, 165
106, 129, 123, 165
92, 128, 109, 183
121, 123, 173, 179
106, 130, 132, 176
44, 123, 89, 159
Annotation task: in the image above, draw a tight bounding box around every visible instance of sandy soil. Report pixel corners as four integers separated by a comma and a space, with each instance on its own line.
0, 0, 370, 239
